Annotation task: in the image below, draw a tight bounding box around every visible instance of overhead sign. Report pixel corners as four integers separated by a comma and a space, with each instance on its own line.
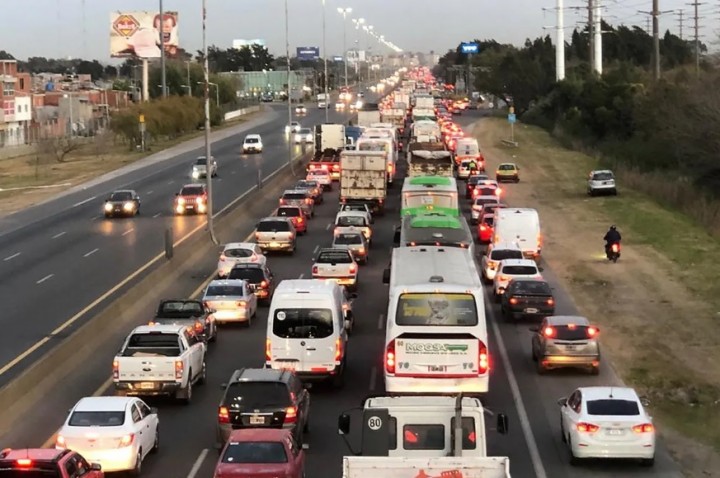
296, 47, 320, 61
333, 56, 343, 62
110, 11, 179, 58
460, 42, 479, 54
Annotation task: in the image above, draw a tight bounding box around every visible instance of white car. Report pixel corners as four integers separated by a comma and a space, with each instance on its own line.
294, 127, 313, 144
242, 134, 263, 154
481, 241, 524, 282
201, 279, 258, 326
334, 211, 372, 243
339, 203, 373, 224
457, 159, 475, 179
471, 196, 500, 223
493, 258, 543, 299
588, 169, 617, 196
335, 102, 346, 111
56, 396, 159, 474
312, 247, 359, 291
285, 121, 301, 134
191, 156, 217, 179
559, 386, 655, 466
307, 169, 332, 190
217, 242, 267, 278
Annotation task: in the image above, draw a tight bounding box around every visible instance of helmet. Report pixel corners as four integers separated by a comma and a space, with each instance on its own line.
610, 225, 617, 230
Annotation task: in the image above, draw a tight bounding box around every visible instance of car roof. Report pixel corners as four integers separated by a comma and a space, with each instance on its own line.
545, 315, 591, 326
336, 211, 367, 218
73, 396, 133, 412
283, 189, 308, 194
0, 449, 68, 462
499, 259, 538, 267
498, 162, 517, 167
111, 189, 135, 194
245, 134, 261, 139
132, 324, 187, 334
223, 242, 256, 251
259, 216, 291, 222
317, 247, 351, 255
208, 279, 247, 288
227, 428, 293, 442
578, 386, 639, 402
490, 241, 522, 250
182, 183, 205, 189
230, 263, 264, 270
234, 367, 290, 382
591, 169, 613, 174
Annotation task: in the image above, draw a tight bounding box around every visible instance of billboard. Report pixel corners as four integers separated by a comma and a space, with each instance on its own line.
346, 50, 366, 63
333, 56, 344, 62
233, 39, 266, 49
296, 47, 320, 60
460, 42, 479, 54
110, 11, 179, 58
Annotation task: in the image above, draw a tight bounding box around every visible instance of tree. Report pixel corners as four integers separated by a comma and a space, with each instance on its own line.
38, 136, 83, 163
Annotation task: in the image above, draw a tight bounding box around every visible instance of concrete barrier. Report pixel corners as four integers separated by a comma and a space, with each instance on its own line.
224, 105, 261, 121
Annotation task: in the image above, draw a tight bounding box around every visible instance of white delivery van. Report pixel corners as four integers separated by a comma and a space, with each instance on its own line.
356, 136, 397, 186
265, 279, 353, 387
492, 208, 542, 262
382, 247, 489, 394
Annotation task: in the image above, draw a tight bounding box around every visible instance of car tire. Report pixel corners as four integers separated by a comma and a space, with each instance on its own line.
151, 428, 159, 453
590, 365, 600, 375
177, 374, 193, 404
640, 457, 655, 467
612, 189, 618, 196
198, 363, 207, 385
129, 450, 142, 476
304, 416, 310, 433
332, 361, 346, 389
515, 178, 520, 183
589, 189, 595, 197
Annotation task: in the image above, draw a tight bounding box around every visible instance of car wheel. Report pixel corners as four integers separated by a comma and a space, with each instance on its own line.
612, 189, 618, 196
640, 457, 655, 467
129, 450, 142, 476
589, 189, 595, 197
198, 362, 207, 385
515, 178, 520, 183
332, 361, 346, 389
304, 415, 310, 433
177, 374, 193, 404
151, 428, 160, 453
245, 314, 252, 328
590, 364, 600, 375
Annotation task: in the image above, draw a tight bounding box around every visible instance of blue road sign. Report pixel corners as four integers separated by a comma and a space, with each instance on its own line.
296, 47, 320, 60
508, 113, 516, 123
460, 42, 479, 54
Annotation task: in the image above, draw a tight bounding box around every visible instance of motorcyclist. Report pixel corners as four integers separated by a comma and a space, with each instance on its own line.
468, 159, 478, 175
603, 225, 622, 256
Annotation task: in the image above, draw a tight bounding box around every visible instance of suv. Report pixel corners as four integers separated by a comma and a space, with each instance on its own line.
279, 190, 314, 218
242, 134, 263, 154
0, 449, 103, 477
530, 315, 600, 375
174, 183, 208, 215
275, 206, 307, 235
588, 169, 617, 196
493, 258, 543, 299
216, 368, 310, 448
228, 263, 275, 305
255, 217, 297, 254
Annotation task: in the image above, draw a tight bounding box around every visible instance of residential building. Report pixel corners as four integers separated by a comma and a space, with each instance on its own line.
0, 59, 32, 146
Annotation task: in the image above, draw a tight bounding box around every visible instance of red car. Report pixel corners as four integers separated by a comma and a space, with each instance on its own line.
174, 183, 208, 215
0, 448, 104, 477
213, 429, 306, 478
478, 214, 495, 243
275, 206, 308, 235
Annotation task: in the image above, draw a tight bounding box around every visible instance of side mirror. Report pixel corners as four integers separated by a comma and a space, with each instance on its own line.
538, 267, 544, 272
528, 326, 539, 333
350, 292, 358, 299
90, 463, 102, 471
557, 397, 567, 407
496, 413, 509, 434
338, 413, 351, 435
150, 407, 159, 415
640, 397, 651, 407
382, 268, 391, 284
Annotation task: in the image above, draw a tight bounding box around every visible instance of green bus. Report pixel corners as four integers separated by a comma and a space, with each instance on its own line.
400, 176, 460, 217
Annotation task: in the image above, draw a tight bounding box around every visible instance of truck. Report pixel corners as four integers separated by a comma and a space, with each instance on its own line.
342, 457, 512, 478
151, 299, 217, 343
407, 149, 453, 177
411, 120, 441, 142
359, 110, 382, 127
340, 150, 387, 215
309, 124, 346, 180
412, 108, 436, 121
381, 107, 408, 139
113, 324, 207, 403
414, 94, 434, 109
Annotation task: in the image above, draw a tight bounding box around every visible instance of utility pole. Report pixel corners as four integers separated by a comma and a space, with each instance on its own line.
202, 0, 217, 244
322, 0, 329, 122
653, 0, 660, 81
588, 0, 595, 73
689, 1, 703, 77
646, 16, 651, 34
593, 0, 602, 74
556, 0, 566, 80
285, 0, 294, 175
159, 0, 167, 98
675, 9, 684, 40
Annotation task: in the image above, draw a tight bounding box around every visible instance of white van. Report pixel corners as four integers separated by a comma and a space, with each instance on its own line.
265, 280, 352, 387
493, 208, 542, 262
356, 136, 397, 185
382, 246, 489, 394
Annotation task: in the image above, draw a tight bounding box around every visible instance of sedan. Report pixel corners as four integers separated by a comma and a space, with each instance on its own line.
202, 279, 258, 326
242, 134, 263, 154
293, 128, 313, 144
104, 190, 140, 218
558, 386, 655, 466
56, 396, 158, 475
214, 429, 307, 478
501, 278, 555, 321
493, 259, 543, 299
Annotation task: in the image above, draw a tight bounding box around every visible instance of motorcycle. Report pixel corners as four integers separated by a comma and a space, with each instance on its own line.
606, 242, 621, 262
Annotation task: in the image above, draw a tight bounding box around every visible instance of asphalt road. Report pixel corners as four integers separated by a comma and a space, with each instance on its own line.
0, 103, 352, 386
0, 108, 684, 478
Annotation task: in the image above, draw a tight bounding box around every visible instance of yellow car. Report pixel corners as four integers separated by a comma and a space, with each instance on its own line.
496, 163, 520, 183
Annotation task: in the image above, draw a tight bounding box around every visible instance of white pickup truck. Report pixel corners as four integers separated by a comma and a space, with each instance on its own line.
113, 324, 206, 404
312, 248, 359, 291
342, 456, 511, 478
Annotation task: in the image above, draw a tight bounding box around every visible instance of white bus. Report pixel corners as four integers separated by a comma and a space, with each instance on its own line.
381, 246, 489, 395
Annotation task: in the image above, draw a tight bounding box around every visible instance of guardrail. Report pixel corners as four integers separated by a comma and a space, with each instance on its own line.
224, 105, 262, 122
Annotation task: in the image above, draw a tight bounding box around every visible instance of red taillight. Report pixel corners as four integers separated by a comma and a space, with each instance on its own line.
119, 433, 135, 447
175, 360, 184, 379
335, 338, 343, 361
509, 297, 518, 305
495, 188, 502, 196
194, 321, 204, 332
385, 340, 396, 374
543, 326, 555, 337
255, 232, 261, 240
260, 280, 268, 288
349, 264, 357, 274
480, 224, 487, 231
265, 338, 272, 361
305, 198, 312, 204
218, 406, 230, 424
321, 165, 328, 170
478, 340, 489, 374
289, 232, 295, 240
611, 243, 620, 252
297, 217, 303, 223
632, 423, 654, 433
577, 422, 600, 433
387, 164, 393, 173
284, 406, 298, 424
587, 326, 599, 337
312, 266, 319, 275
547, 298, 555, 306
250, 254, 258, 262
333, 164, 340, 171
219, 253, 226, 261
113, 359, 119, 379
16, 459, 32, 467
279, 199, 286, 204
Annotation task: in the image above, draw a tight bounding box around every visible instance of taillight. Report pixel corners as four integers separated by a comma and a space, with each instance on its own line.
577, 422, 600, 433
349, 264, 357, 274
385, 340, 396, 374
480, 224, 487, 231
112, 360, 119, 379
260, 280, 268, 288
587, 326, 599, 337
175, 360, 184, 379
250, 253, 258, 262
279, 199, 286, 204
478, 340, 489, 374
611, 243, 620, 252
219, 253, 226, 261
284, 406, 298, 424
194, 321, 204, 332
321, 165, 328, 170
543, 326, 555, 337
118, 433, 135, 447
297, 217, 303, 223
312, 266, 319, 275
387, 164, 393, 173
358, 247, 366, 254
265, 338, 272, 361
335, 338, 343, 361
333, 164, 340, 171
218, 406, 230, 424
255, 232, 261, 240
305, 198, 312, 204
547, 298, 555, 306
509, 297, 518, 305
495, 188, 502, 196
16, 459, 33, 467
632, 423, 654, 433
55, 435, 67, 448
289, 232, 295, 240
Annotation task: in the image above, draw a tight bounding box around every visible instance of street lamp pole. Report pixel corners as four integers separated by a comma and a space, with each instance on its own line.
202, 0, 218, 244
285, 0, 295, 175
337, 7, 352, 90
159, 0, 167, 98
322, 0, 329, 122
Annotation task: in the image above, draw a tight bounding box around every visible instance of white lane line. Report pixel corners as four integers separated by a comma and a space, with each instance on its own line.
153, 212, 162, 218
36, 274, 54, 284
83, 248, 99, 258
51, 231, 66, 239
369, 366, 377, 391
298, 273, 305, 279
377, 313, 385, 330
91, 215, 101, 221
3, 252, 21, 261
186, 449, 209, 478
486, 287, 548, 478
231, 170, 237, 174
72, 196, 96, 208
313, 245, 319, 255
326, 223, 332, 230
145, 190, 154, 195
122, 228, 135, 236
167, 180, 174, 185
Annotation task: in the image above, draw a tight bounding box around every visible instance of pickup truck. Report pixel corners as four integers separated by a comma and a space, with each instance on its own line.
312, 248, 359, 291
342, 457, 511, 478
113, 324, 207, 403
151, 299, 217, 343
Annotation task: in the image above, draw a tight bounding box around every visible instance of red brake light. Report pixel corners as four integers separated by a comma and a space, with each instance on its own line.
260, 280, 268, 288
349, 264, 357, 274
333, 164, 340, 171
480, 224, 487, 231
611, 243, 620, 252
543, 326, 555, 337
587, 326, 599, 337
297, 217, 303, 223
265, 338, 272, 361
284, 406, 298, 424
547, 298, 555, 306
321, 165, 328, 170
305, 198, 312, 204
577, 422, 600, 433
194, 321, 204, 332
280, 199, 286, 204
218, 406, 230, 424
632, 423, 654, 433
509, 297, 518, 305
312, 266, 319, 275
478, 340, 489, 374
175, 360, 184, 379
16, 459, 32, 467
113, 359, 119, 379
334, 338, 343, 361
385, 340, 396, 374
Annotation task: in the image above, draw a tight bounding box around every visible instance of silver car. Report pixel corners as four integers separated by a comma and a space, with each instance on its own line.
588, 170, 617, 196
217, 242, 267, 278
254, 217, 297, 254
191, 156, 218, 179
202, 279, 258, 326
530, 315, 601, 375
332, 231, 369, 265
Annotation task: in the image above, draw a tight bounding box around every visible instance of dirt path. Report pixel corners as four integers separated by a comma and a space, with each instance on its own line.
473, 117, 720, 477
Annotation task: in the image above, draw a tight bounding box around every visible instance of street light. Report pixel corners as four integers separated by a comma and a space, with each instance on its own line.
321, 0, 329, 122
198, 81, 220, 106
337, 7, 352, 89
159, 0, 167, 98
201, 0, 218, 244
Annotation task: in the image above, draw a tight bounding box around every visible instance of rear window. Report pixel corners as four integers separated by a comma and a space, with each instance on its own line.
225, 248, 253, 258
309, 170, 329, 176
475, 187, 496, 196
336, 216, 366, 227
225, 382, 291, 408
180, 186, 204, 196
69, 411, 125, 427
159, 301, 203, 315
122, 333, 180, 356
206, 285, 245, 296
317, 250, 352, 263
272, 308, 334, 339
277, 207, 301, 217
553, 325, 594, 341
222, 442, 287, 464
501, 265, 538, 275
227, 268, 265, 283
245, 137, 259, 144
296, 181, 314, 189
403, 424, 445, 450
334, 234, 363, 245
396, 293, 478, 326
257, 220, 291, 232
490, 249, 523, 261
592, 172, 614, 180
586, 399, 640, 416
283, 193, 307, 200
499, 164, 516, 171
511, 281, 551, 295
481, 216, 494, 226
299, 128, 312, 134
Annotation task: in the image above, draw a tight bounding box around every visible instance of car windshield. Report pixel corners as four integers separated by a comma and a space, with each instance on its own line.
194, 158, 208, 165
222, 442, 288, 464
396, 293, 478, 326
317, 250, 352, 263
299, 128, 312, 134
245, 137, 259, 144
159, 301, 203, 315
277, 208, 301, 217
257, 221, 290, 232
586, 399, 640, 416
593, 172, 614, 180
109, 192, 132, 201
68, 411, 126, 427
511, 281, 552, 295
502, 265, 538, 275
225, 382, 291, 409
227, 268, 265, 283
334, 234, 363, 245
490, 249, 524, 261
224, 248, 253, 258
180, 186, 204, 196
206, 285, 244, 297
468, 176, 487, 185
499, 164, 516, 170
272, 308, 334, 339
337, 216, 366, 227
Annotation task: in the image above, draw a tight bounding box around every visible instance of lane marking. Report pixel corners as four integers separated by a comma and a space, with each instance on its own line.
298, 273, 305, 279
325, 223, 332, 230
145, 190, 154, 195
186, 449, 209, 478
91, 215, 101, 221
377, 313, 385, 330
167, 180, 174, 185
313, 245, 319, 255
83, 248, 99, 258
36, 274, 53, 284
72, 196, 96, 208
122, 228, 135, 236
51, 232, 66, 239
3, 252, 20, 261
369, 366, 377, 391
153, 212, 162, 218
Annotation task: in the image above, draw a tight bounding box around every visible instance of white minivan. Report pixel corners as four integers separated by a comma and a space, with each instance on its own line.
493, 208, 542, 262
265, 280, 353, 388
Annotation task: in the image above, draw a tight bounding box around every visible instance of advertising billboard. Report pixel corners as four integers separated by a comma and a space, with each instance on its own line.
233, 39, 266, 49
110, 11, 179, 58
346, 50, 366, 63
333, 56, 344, 62
296, 47, 320, 60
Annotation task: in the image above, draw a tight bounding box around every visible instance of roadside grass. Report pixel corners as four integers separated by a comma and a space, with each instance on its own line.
476, 118, 720, 455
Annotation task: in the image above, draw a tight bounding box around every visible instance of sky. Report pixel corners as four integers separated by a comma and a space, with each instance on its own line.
0, 0, 713, 63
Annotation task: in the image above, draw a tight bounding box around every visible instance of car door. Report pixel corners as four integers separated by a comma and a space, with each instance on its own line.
183, 331, 204, 380
244, 282, 257, 317
136, 401, 158, 453
562, 390, 582, 438
129, 403, 148, 456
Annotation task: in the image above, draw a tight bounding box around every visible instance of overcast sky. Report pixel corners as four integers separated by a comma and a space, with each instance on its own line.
0, 0, 709, 62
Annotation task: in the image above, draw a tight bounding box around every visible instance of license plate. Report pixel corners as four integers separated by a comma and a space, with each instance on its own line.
270, 242, 280, 248
564, 345, 577, 351
139, 382, 155, 390
278, 362, 297, 371
607, 429, 624, 435
185, 205, 194, 209
525, 308, 538, 313
249, 415, 265, 425
428, 365, 447, 372
604, 181, 611, 185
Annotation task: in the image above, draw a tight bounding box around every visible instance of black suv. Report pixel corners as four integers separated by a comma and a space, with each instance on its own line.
227, 263, 274, 305
216, 368, 310, 448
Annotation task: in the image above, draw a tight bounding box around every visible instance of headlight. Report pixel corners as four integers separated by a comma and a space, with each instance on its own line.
178, 197, 186, 205
294, 135, 301, 141
192, 171, 200, 178
104, 203, 112, 212
123, 202, 134, 211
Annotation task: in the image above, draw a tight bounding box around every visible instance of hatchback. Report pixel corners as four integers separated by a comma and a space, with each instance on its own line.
217, 242, 266, 278
531, 315, 601, 375
227, 264, 275, 305
242, 134, 263, 154
496, 163, 520, 183
213, 429, 307, 478
493, 258, 543, 298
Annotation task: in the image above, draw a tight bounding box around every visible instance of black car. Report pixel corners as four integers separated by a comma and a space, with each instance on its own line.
104, 189, 141, 218
295, 179, 323, 204
465, 175, 489, 198
216, 368, 310, 448
227, 263, 275, 305
500, 279, 555, 321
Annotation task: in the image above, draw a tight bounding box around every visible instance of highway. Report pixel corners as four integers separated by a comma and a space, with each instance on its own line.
0, 103, 351, 386
0, 109, 684, 477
